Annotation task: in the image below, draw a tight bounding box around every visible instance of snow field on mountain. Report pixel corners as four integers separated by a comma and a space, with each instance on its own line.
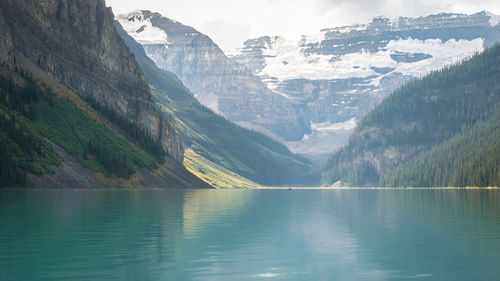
258, 37, 484, 83
117, 12, 169, 44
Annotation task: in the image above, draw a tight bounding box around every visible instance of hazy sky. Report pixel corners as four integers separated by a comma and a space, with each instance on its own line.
106, 0, 500, 51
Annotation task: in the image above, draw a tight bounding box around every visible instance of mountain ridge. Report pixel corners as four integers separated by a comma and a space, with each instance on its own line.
117, 10, 311, 142
114, 21, 316, 187
0, 0, 210, 188
321, 44, 500, 187
116, 10, 500, 162
230, 11, 500, 158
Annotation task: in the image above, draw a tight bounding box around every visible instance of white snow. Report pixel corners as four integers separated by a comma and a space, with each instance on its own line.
301, 31, 326, 45
326, 24, 368, 34
485, 11, 500, 26
311, 118, 357, 133
387, 38, 484, 77
286, 119, 357, 156
257, 38, 391, 81
117, 11, 169, 45
256, 37, 483, 83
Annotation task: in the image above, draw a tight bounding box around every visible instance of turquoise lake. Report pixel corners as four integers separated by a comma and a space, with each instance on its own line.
1, 189, 500, 280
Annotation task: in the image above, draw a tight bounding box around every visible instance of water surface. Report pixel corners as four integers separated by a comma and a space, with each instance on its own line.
1, 189, 500, 280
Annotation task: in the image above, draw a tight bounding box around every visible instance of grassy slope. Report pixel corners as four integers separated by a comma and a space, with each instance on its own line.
184, 149, 259, 189
0, 64, 185, 187
116, 23, 316, 187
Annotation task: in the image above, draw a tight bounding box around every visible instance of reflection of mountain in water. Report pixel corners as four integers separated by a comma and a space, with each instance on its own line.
1, 190, 500, 280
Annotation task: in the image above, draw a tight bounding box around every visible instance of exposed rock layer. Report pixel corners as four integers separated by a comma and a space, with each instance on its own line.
0, 0, 210, 188
0, 0, 183, 162
117, 11, 310, 141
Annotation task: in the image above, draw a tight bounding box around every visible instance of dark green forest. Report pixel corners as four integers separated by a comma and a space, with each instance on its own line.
322, 44, 500, 187
0, 68, 164, 186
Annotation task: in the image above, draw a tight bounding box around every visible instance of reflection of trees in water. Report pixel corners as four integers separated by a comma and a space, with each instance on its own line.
1, 190, 499, 280
321, 190, 500, 280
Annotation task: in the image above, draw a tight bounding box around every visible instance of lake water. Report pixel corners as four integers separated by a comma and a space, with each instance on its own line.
1, 189, 500, 281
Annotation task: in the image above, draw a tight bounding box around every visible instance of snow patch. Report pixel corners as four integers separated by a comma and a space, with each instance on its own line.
117, 11, 168, 45
387, 38, 484, 77
257, 37, 483, 83
311, 118, 357, 132
286, 119, 357, 157
301, 31, 326, 45
485, 11, 500, 26
325, 24, 368, 34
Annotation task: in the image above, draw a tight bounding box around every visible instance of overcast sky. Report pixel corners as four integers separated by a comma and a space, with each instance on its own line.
106, 0, 500, 51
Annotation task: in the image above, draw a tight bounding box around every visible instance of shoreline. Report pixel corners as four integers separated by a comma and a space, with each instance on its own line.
257, 186, 500, 190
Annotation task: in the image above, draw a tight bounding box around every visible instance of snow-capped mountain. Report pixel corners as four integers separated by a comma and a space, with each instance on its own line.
229, 11, 500, 157
117, 11, 309, 141
118, 10, 500, 160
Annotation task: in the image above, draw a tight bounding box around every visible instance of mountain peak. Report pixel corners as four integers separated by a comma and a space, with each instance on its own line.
482, 10, 500, 26
116, 10, 169, 44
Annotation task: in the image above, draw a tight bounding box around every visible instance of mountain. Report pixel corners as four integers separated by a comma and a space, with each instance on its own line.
231, 11, 500, 158
114, 22, 316, 187
116, 11, 309, 142
0, 0, 209, 188
321, 44, 500, 187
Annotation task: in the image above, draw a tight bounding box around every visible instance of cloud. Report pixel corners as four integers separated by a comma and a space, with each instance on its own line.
200, 20, 252, 50
105, 0, 500, 51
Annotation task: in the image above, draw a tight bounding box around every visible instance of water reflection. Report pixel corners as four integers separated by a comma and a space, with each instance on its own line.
0, 189, 499, 281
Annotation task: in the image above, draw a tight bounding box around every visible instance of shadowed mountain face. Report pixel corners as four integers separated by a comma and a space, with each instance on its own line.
116, 11, 310, 142
0, 0, 185, 162
118, 10, 500, 160
0, 0, 210, 188
114, 22, 316, 187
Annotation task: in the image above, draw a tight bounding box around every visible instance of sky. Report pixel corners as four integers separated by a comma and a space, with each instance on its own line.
105, 0, 500, 51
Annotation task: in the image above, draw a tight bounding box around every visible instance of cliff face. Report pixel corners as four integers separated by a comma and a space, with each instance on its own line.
231, 12, 500, 158
117, 11, 310, 141
0, 0, 183, 162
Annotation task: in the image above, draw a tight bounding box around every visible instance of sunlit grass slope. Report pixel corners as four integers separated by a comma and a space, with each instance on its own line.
184, 149, 259, 189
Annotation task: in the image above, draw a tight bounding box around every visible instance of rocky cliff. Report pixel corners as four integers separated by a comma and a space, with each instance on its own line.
117, 11, 309, 141
0, 0, 212, 188
114, 21, 316, 186
231, 11, 500, 158
0, 0, 183, 162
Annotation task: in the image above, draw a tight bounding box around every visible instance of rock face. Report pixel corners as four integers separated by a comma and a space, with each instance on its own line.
230, 11, 500, 158
117, 10, 500, 159
117, 11, 309, 141
0, 0, 184, 162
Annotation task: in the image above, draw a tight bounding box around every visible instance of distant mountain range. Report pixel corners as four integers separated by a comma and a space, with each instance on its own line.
322, 43, 500, 187
117, 11, 309, 142
118, 10, 500, 161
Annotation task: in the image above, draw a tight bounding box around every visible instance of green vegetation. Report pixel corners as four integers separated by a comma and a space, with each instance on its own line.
0, 67, 164, 186
381, 107, 500, 187
84, 95, 164, 159
322, 44, 500, 187
84, 138, 135, 179
184, 149, 259, 188
0, 71, 61, 186
118, 27, 315, 186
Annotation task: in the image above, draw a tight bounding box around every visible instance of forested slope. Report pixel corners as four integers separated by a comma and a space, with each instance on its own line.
322, 44, 500, 187
116, 23, 315, 186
